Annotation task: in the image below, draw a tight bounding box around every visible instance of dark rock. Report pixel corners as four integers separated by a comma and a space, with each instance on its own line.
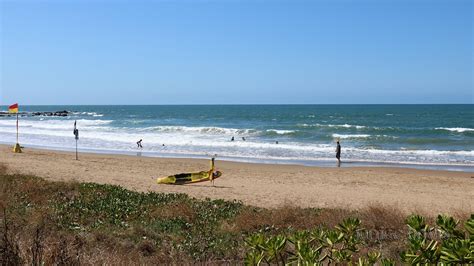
54, 110, 69, 116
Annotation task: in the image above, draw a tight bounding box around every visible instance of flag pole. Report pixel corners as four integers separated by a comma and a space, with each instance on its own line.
13, 110, 22, 153
16, 112, 19, 144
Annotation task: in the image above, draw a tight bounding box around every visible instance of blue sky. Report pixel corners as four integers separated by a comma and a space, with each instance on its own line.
0, 0, 472, 104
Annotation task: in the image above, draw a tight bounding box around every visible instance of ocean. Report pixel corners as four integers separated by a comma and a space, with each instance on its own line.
0, 105, 473, 171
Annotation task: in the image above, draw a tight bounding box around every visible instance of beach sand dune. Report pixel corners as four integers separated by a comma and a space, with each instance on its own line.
1, 145, 472, 215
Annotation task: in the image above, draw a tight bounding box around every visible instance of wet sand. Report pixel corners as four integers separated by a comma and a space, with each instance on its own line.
1, 144, 472, 215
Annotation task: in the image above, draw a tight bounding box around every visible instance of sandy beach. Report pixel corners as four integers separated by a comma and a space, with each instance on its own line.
1, 144, 472, 215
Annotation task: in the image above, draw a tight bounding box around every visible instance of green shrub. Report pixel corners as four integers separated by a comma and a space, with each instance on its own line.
244, 217, 395, 265
401, 214, 473, 264
244, 215, 474, 265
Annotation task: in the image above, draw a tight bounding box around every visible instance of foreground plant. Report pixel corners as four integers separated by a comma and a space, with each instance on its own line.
401, 214, 474, 264
244, 214, 474, 265
244, 217, 395, 265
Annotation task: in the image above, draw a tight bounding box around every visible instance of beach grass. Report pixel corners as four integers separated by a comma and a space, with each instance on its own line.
0, 163, 472, 264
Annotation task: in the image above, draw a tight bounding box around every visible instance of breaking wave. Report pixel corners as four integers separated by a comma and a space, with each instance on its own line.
332, 134, 371, 139
435, 127, 474, 133
298, 123, 367, 129
265, 129, 297, 135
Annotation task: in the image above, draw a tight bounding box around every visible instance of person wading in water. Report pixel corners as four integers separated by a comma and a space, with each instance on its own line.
137, 139, 143, 148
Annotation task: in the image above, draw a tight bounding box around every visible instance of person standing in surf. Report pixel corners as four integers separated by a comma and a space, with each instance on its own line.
335, 140, 341, 166
137, 139, 143, 148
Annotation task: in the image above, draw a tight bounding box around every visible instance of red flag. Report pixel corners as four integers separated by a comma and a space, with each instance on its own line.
8, 103, 18, 113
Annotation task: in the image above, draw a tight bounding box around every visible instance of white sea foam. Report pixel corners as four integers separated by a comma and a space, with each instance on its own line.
361, 149, 474, 156
80, 112, 99, 116
327, 124, 366, 129
266, 129, 296, 135
435, 127, 474, 133
298, 123, 366, 129
72, 112, 99, 116
332, 134, 371, 139
0, 119, 112, 130
142, 126, 257, 135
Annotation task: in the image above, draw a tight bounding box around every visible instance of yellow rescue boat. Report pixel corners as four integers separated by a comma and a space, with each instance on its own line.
156, 158, 222, 185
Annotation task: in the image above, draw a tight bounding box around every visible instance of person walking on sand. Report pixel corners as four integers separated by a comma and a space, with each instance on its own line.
335, 140, 341, 166
137, 139, 143, 148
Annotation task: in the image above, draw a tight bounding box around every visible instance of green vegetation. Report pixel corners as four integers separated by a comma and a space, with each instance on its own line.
244, 214, 474, 265
0, 166, 472, 264
401, 214, 474, 264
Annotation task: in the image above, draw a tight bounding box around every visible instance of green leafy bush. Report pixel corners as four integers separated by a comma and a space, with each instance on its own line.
401, 214, 474, 264
244, 215, 474, 265
244, 217, 395, 265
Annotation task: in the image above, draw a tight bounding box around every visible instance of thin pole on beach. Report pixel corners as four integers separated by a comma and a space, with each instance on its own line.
10, 103, 22, 153
16, 112, 19, 144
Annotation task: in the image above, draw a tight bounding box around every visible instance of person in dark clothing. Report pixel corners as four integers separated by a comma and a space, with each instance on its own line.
231, 136, 235, 141
335, 140, 341, 166
137, 139, 143, 148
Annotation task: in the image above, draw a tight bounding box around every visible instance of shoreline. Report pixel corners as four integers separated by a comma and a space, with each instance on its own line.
2, 142, 473, 172
1, 144, 473, 215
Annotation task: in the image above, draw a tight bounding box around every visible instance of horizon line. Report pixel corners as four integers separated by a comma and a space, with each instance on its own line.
0, 103, 473, 106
